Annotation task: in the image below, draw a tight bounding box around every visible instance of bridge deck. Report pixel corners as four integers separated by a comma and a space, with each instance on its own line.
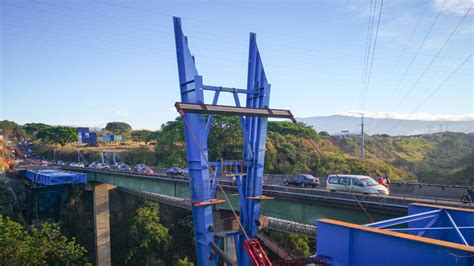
69, 167, 472, 225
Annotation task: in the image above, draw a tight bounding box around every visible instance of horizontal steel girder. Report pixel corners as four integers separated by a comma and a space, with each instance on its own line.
175, 102, 297, 123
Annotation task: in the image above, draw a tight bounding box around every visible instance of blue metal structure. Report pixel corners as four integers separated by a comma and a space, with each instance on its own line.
173, 16, 287, 265
316, 203, 474, 265
25, 169, 87, 186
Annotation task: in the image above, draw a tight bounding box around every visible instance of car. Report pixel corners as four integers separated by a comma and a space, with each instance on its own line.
133, 164, 148, 172
69, 162, 85, 168
166, 167, 184, 176
183, 168, 189, 175
137, 166, 153, 174
326, 174, 389, 195
56, 161, 65, 166
96, 163, 111, 170
284, 174, 320, 188
88, 162, 100, 168
116, 163, 131, 171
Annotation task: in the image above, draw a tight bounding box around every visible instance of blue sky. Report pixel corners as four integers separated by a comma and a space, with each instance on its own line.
1, 0, 472, 130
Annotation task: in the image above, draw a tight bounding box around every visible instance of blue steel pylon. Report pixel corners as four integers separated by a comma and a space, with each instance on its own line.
173, 17, 275, 266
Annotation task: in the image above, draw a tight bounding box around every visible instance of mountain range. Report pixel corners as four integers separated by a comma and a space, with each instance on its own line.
298, 115, 474, 136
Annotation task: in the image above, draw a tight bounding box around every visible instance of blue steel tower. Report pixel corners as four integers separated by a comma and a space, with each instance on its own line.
173, 17, 295, 265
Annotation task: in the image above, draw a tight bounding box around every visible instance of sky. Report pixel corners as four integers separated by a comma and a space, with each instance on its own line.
1, 0, 473, 130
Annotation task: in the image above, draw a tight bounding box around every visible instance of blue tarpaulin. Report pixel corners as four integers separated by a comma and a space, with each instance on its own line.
24, 169, 87, 185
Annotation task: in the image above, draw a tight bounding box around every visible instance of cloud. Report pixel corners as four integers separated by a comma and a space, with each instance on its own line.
433, 0, 474, 15
342, 111, 474, 121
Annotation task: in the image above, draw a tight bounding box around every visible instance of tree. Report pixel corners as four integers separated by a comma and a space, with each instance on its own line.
154, 119, 186, 167
125, 203, 171, 265
24, 123, 52, 137
131, 130, 152, 144
0, 215, 89, 265
105, 122, 132, 134
35, 126, 77, 146
0, 120, 25, 139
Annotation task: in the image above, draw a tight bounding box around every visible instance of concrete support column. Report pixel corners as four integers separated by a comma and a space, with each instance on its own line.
93, 184, 115, 266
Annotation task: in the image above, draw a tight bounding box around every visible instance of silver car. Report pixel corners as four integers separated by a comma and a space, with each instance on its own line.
326, 175, 389, 195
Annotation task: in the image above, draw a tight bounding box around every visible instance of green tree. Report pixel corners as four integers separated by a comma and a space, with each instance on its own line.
105, 122, 132, 140
131, 130, 152, 144
35, 126, 77, 146
0, 120, 25, 139
0, 215, 89, 265
24, 123, 52, 137
154, 119, 186, 167
125, 203, 171, 265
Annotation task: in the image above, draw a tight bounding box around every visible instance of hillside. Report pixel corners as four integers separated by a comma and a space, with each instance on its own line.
13, 118, 474, 185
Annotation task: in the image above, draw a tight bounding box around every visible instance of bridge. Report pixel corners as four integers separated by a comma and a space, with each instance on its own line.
76, 167, 469, 220
15, 165, 473, 265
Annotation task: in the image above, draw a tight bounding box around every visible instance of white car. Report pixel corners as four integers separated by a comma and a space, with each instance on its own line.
69, 162, 85, 168
326, 175, 389, 195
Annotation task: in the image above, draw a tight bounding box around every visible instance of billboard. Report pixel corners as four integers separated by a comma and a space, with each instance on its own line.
102, 134, 123, 143
114, 135, 122, 142
102, 135, 112, 143
77, 128, 97, 145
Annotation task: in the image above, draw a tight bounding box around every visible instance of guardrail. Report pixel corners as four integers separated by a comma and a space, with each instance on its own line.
65, 167, 472, 211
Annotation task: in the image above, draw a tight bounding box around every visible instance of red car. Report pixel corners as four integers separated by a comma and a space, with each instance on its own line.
140, 167, 154, 175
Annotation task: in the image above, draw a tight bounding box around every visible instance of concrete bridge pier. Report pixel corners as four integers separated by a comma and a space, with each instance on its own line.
92, 183, 116, 266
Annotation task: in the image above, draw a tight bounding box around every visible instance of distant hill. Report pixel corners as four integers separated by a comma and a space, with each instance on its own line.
298, 115, 474, 136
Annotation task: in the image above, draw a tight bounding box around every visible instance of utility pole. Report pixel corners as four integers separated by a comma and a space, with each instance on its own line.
360, 115, 365, 159
53, 149, 56, 162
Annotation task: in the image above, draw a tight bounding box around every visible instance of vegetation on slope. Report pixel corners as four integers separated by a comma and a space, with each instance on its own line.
3, 118, 472, 184
0, 215, 89, 265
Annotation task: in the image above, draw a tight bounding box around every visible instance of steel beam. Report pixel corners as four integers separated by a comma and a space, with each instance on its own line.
174, 16, 215, 266
388, 226, 474, 232
175, 102, 296, 122
365, 209, 441, 228
444, 210, 469, 246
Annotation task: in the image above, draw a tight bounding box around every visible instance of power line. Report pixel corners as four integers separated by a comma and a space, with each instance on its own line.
3, 32, 175, 60
394, 1, 430, 65
2, 3, 170, 34
390, 4, 472, 112
361, 0, 384, 111
2, 5, 469, 74
31, 0, 169, 29
4, 22, 456, 83
97, 0, 466, 59
381, 53, 472, 135
358, 0, 376, 112
370, 4, 472, 133
409, 54, 473, 114
4, 23, 175, 52
389, 0, 446, 97
1, 13, 170, 43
